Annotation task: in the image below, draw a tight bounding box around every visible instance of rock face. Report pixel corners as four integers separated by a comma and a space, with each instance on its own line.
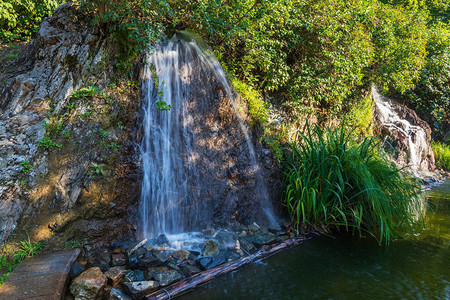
70, 267, 107, 300
0, 3, 141, 247
372, 87, 435, 174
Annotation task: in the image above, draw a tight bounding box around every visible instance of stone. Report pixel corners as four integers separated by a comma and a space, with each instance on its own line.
127, 239, 147, 256
109, 288, 132, 300
238, 238, 257, 254
202, 240, 220, 257
155, 234, 170, 245
70, 267, 107, 300
122, 281, 159, 300
70, 262, 85, 280
215, 230, 236, 248
104, 266, 127, 286
111, 253, 126, 267
138, 251, 164, 268
202, 228, 215, 236
122, 270, 146, 283
172, 250, 190, 261
147, 267, 183, 287
241, 233, 277, 247
179, 264, 202, 277
152, 250, 173, 263
247, 223, 260, 233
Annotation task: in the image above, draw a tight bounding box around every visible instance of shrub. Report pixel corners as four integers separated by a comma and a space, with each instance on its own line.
232, 78, 268, 126
283, 121, 423, 244
432, 141, 450, 171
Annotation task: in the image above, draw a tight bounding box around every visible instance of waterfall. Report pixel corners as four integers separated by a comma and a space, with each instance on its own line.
139, 34, 276, 239
372, 86, 431, 173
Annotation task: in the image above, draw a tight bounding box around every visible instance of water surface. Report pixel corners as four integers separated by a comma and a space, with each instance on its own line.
181, 180, 450, 299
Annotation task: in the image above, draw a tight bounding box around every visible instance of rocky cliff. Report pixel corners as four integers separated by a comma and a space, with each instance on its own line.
0, 3, 142, 249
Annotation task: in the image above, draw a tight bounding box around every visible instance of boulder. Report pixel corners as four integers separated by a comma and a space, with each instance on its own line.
202, 240, 220, 257
70, 267, 107, 300
104, 266, 127, 287
147, 267, 183, 286
122, 281, 159, 299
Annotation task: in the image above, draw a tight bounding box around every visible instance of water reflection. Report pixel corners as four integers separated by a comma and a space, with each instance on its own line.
181, 181, 450, 299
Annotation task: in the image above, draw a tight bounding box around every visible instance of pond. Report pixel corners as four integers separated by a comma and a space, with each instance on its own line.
181, 180, 450, 299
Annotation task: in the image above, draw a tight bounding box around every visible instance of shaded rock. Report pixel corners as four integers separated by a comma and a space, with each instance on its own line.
70, 267, 107, 300
196, 254, 226, 270
113, 248, 126, 254
70, 262, 85, 280
238, 238, 257, 254
122, 270, 145, 283
155, 234, 170, 245
111, 253, 126, 267
215, 230, 236, 248
147, 267, 183, 287
127, 239, 147, 256
247, 224, 260, 233
122, 281, 159, 300
241, 233, 276, 247
172, 250, 190, 261
202, 228, 215, 236
152, 250, 173, 263
179, 264, 201, 277
202, 240, 220, 257
104, 266, 127, 287
127, 248, 146, 269
138, 251, 165, 268
225, 250, 240, 261
109, 288, 132, 300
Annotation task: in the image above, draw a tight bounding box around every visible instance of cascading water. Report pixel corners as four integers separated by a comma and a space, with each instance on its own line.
139, 33, 277, 239
372, 86, 432, 173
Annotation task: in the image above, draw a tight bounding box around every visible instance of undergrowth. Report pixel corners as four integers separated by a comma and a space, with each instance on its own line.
0, 236, 44, 286
283, 121, 423, 244
432, 141, 450, 171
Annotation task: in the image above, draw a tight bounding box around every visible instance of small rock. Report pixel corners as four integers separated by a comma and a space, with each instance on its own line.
109, 288, 132, 300
242, 233, 276, 247
179, 264, 201, 277
122, 270, 146, 283
113, 248, 126, 254
147, 267, 183, 286
144, 245, 153, 251
202, 228, 215, 236
155, 234, 170, 245
247, 224, 260, 233
70, 267, 107, 300
70, 262, 85, 280
104, 266, 127, 286
202, 240, 220, 257
196, 257, 212, 270
127, 239, 148, 256
215, 230, 236, 248
238, 238, 257, 254
139, 251, 165, 268
111, 253, 126, 267
153, 250, 173, 263
172, 250, 190, 261
122, 281, 159, 299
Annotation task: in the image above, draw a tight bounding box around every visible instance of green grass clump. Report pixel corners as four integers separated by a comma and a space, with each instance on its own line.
431, 141, 450, 171
232, 78, 268, 126
283, 121, 423, 244
71, 85, 99, 100
0, 236, 43, 286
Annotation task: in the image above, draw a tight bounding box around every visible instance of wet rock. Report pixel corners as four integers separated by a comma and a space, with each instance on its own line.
172, 250, 190, 261
153, 250, 173, 263
122, 281, 159, 300
127, 239, 147, 256
138, 251, 165, 268
127, 248, 146, 269
155, 234, 170, 245
202, 228, 215, 236
196, 254, 226, 270
238, 238, 257, 254
147, 267, 183, 286
166, 260, 181, 271
215, 230, 236, 248
104, 266, 127, 286
241, 233, 277, 247
109, 288, 132, 300
111, 253, 126, 267
247, 224, 260, 233
179, 264, 201, 277
122, 270, 146, 283
70, 267, 107, 300
70, 262, 85, 280
202, 240, 220, 257
225, 250, 240, 261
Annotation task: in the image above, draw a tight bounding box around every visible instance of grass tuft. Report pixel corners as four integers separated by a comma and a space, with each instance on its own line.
431, 141, 450, 171
283, 120, 423, 244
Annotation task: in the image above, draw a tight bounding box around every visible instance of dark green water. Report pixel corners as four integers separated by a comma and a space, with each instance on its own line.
181, 181, 450, 300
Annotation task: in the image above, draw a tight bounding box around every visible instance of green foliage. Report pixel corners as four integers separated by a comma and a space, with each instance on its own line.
0, 236, 44, 286
71, 86, 99, 101
232, 77, 268, 125
345, 90, 374, 138
431, 141, 450, 170
283, 121, 423, 244
38, 136, 62, 150
0, 0, 61, 42
90, 164, 104, 175
19, 160, 32, 174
